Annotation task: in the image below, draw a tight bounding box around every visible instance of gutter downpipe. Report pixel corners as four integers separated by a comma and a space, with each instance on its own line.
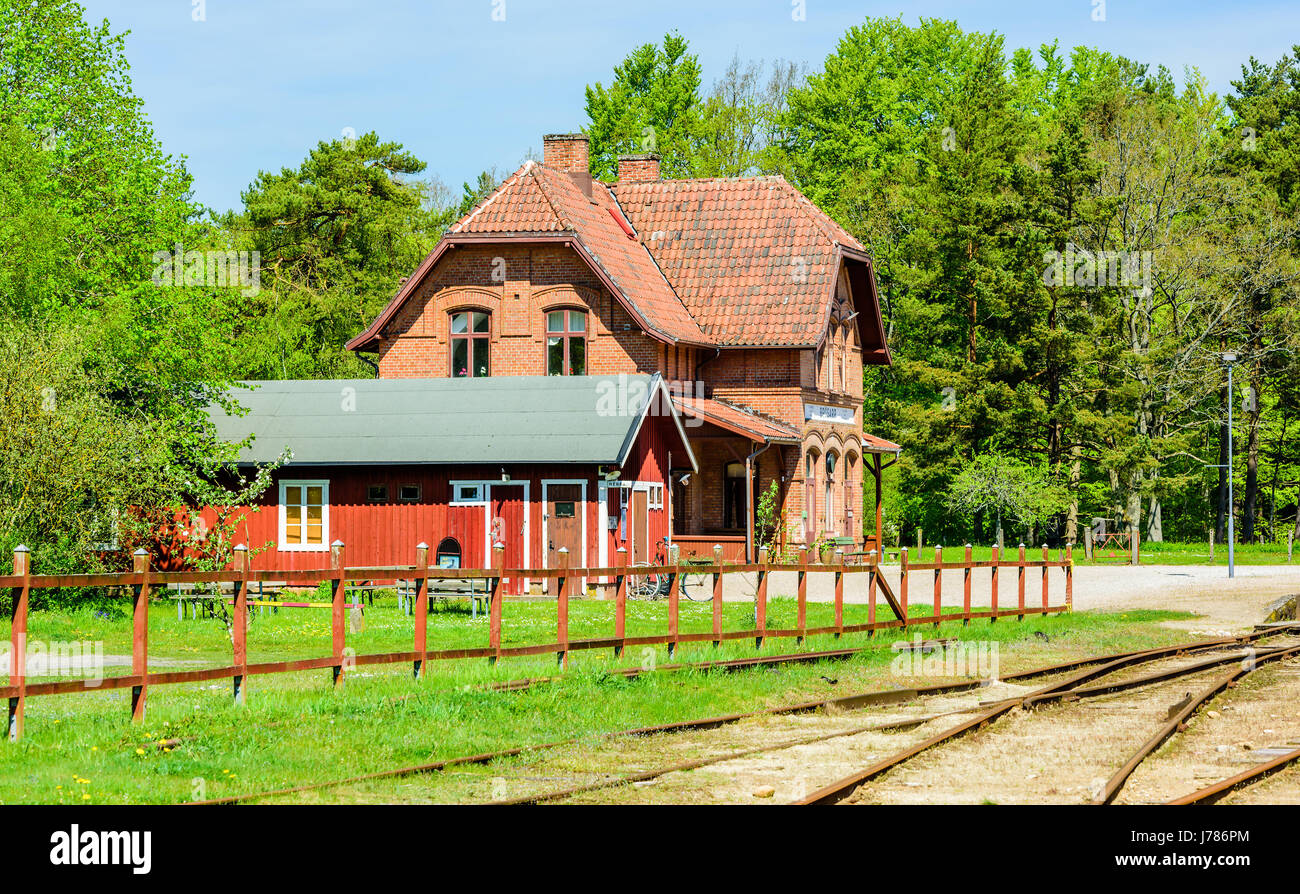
745, 440, 773, 562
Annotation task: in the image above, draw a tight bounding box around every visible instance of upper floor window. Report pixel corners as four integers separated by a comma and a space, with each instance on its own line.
546, 309, 586, 376
450, 311, 490, 378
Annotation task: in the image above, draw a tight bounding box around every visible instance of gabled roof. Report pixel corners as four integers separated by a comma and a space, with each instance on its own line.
347, 161, 890, 361
347, 162, 706, 351
207, 374, 697, 470
613, 175, 884, 352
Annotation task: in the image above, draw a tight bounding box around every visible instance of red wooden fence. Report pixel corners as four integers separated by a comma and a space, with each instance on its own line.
4, 541, 1073, 741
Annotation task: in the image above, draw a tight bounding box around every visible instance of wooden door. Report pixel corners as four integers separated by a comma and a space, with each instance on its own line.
546, 484, 582, 594
492, 485, 526, 596
631, 489, 649, 563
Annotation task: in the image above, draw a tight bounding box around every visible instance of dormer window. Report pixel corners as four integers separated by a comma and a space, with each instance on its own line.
546, 310, 586, 375
450, 311, 490, 378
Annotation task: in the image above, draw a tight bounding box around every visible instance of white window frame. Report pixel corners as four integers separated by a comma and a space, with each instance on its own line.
451, 483, 485, 504
279, 479, 330, 552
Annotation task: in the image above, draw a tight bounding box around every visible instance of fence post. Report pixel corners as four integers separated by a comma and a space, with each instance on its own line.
131, 548, 150, 721
1017, 543, 1026, 621
711, 544, 723, 648
413, 543, 429, 679
614, 547, 627, 659
330, 541, 346, 687
755, 547, 768, 650
933, 545, 943, 628
556, 547, 570, 668
962, 544, 972, 626
232, 544, 249, 705
833, 548, 844, 638
899, 546, 909, 629
489, 545, 504, 664
1131, 529, 1140, 566
1065, 542, 1074, 611
867, 550, 877, 634
8, 545, 30, 741
1041, 543, 1049, 612
990, 544, 1000, 622
667, 555, 680, 660
796, 548, 808, 645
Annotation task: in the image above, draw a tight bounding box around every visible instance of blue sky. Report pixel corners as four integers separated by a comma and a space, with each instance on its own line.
79, 0, 1300, 215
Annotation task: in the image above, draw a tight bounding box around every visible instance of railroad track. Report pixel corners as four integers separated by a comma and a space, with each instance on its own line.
793, 634, 1300, 806
196, 625, 1298, 805
487, 627, 1300, 806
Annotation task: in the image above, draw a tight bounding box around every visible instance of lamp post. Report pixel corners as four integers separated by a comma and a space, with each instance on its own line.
1222, 352, 1238, 580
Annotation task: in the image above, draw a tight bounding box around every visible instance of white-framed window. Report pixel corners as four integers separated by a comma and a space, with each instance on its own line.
648, 483, 664, 509
452, 483, 484, 503
279, 480, 329, 551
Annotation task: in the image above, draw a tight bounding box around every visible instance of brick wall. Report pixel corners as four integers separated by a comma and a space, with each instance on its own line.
375, 245, 662, 378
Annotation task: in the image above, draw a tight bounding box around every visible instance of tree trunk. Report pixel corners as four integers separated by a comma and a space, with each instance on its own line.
1147, 495, 1163, 542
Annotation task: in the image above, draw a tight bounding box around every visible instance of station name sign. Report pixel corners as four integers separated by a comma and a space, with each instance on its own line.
804, 403, 855, 425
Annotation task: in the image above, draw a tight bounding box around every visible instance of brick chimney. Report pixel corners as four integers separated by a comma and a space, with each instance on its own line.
543, 133, 589, 173
618, 154, 661, 183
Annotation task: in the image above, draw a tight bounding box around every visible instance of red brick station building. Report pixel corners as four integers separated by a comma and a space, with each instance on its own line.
209, 133, 899, 587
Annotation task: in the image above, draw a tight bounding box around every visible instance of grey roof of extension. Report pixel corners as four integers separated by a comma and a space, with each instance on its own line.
207, 374, 697, 468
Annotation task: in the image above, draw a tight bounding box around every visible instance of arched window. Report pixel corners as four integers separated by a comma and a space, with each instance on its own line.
434, 537, 462, 569
824, 452, 838, 534
546, 309, 587, 376
843, 454, 857, 536
804, 451, 818, 541
450, 311, 490, 378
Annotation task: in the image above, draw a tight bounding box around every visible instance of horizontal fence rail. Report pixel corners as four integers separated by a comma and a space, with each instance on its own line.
3, 541, 1073, 741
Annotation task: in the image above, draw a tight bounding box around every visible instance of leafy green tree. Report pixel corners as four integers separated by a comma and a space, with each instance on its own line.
584, 32, 703, 179
946, 454, 1068, 546
232, 131, 441, 378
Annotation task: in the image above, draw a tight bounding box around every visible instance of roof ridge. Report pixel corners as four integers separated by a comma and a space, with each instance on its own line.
602, 182, 698, 339
528, 163, 575, 231
771, 176, 858, 248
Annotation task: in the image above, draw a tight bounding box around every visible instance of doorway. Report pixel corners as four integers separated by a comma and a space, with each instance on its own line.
546, 483, 582, 594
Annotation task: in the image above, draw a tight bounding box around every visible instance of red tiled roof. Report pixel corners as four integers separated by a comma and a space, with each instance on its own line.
350, 162, 887, 356
671, 395, 801, 443
612, 176, 864, 346
453, 162, 706, 345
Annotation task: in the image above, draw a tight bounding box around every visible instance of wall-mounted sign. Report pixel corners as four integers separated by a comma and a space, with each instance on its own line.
804, 403, 855, 425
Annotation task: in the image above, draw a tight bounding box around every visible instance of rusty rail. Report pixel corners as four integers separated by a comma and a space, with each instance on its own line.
4, 541, 1072, 740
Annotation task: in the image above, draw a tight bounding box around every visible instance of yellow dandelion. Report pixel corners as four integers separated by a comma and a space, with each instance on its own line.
135, 748, 145, 755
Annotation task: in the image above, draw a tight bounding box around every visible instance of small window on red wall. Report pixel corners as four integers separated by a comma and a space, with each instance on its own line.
546, 310, 586, 376
450, 311, 490, 378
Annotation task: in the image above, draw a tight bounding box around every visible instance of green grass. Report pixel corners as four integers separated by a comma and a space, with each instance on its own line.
0, 594, 1196, 804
